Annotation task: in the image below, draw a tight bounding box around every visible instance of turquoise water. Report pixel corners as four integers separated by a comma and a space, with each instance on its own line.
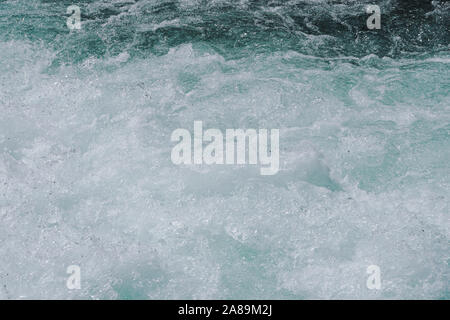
0, 0, 449, 299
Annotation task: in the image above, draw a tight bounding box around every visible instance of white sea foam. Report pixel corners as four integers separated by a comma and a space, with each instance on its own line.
0, 0, 449, 299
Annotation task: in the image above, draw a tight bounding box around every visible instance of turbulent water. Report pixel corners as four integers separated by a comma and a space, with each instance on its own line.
0, 0, 449, 299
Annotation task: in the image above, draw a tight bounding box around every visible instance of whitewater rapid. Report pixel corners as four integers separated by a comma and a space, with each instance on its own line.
0, 0, 449, 299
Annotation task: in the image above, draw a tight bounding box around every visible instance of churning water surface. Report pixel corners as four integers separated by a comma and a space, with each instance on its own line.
0, 0, 449, 299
